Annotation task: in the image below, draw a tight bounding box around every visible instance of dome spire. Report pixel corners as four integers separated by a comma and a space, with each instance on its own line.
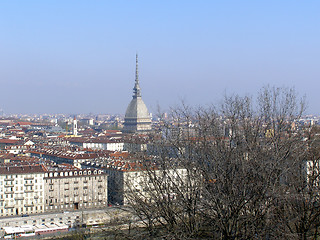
133, 53, 141, 98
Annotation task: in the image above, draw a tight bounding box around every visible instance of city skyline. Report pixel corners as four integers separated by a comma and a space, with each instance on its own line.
1, 1, 320, 114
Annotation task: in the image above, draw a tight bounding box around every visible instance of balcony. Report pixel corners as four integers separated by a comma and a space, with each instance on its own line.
4, 184, 14, 188
98, 179, 103, 182
5, 205, 14, 209
24, 177, 34, 180
34, 196, 39, 199
4, 178, 14, 182
24, 183, 34, 186
15, 196, 24, 200
24, 203, 34, 207
5, 191, 14, 194
24, 190, 34, 193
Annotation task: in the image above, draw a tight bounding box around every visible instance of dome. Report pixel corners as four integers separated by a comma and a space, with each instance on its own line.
125, 97, 150, 119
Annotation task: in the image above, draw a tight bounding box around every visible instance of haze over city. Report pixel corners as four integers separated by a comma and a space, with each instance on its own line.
1, 1, 320, 114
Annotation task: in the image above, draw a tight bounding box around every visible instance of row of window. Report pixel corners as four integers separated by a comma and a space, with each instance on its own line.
45, 175, 104, 183
0, 205, 43, 216
0, 174, 42, 179
46, 170, 103, 178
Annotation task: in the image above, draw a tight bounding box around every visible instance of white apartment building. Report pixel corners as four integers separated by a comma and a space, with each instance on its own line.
69, 138, 124, 152
0, 165, 45, 217
83, 141, 124, 152
0, 164, 109, 217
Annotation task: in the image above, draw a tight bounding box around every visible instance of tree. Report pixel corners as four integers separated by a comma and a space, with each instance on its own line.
125, 86, 320, 240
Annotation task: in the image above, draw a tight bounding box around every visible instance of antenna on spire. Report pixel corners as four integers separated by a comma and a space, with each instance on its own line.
133, 53, 141, 98
135, 53, 139, 83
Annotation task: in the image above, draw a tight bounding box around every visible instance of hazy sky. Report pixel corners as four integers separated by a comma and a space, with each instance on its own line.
1, 1, 319, 115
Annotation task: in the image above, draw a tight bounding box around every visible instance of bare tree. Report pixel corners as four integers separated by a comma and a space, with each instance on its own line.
124, 86, 320, 240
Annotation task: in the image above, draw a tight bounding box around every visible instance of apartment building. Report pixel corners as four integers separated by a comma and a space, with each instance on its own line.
0, 165, 45, 217
68, 137, 124, 152
0, 164, 108, 217
105, 160, 186, 205
44, 169, 108, 212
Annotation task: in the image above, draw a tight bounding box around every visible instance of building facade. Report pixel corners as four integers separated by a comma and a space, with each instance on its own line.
105, 161, 186, 205
0, 165, 45, 217
44, 169, 108, 212
0, 164, 108, 217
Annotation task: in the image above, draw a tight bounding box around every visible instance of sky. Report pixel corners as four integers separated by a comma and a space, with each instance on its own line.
0, 1, 320, 115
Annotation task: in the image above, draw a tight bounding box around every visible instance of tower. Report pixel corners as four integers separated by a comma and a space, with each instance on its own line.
73, 116, 78, 136
123, 54, 152, 133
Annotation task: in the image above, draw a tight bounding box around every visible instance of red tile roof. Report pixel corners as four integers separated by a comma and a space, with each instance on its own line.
0, 164, 46, 174
0, 139, 20, 144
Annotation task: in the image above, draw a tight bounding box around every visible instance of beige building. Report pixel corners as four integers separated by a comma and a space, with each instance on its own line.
0, 164, 108, 217
0, 165, 45, 217
44, 169, 108, 212
105, 161, 186, 205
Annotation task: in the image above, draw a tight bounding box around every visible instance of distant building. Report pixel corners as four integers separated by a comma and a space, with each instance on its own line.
0, 139, 22, 150
29, 148, 101, 169
73, 117, 78, 136
69, 137, 124, 152
123, 55, 152, 133
79, 118, 94, 126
